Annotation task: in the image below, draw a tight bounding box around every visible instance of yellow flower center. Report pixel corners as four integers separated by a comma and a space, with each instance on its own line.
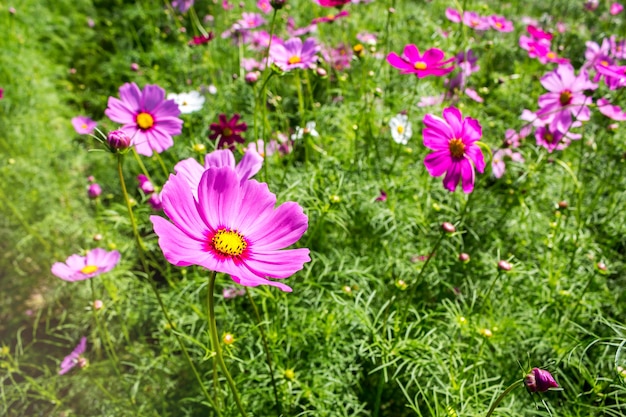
546, 52, 556, 59
81, 265, 99, 275
600, 60, 609, 66
559, 90, 572, 106
397, 126, 404, 134
222, 127, 233, 137
326, 14, 335, 20
81, 123, 87, 129
414, 61, 427, 70
544, 132, 554, 143
288, 55, 301, 65
136, 112, 154, 130
212, 229, 247, 257
495, 22, 503, 28
353, 44, 364, 53
449, 138, 466, 158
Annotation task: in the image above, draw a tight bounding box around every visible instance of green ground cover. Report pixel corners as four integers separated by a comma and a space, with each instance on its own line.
2, 0, 626, 416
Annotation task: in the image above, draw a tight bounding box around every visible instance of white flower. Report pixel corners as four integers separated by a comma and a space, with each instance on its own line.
167, 91, 206, 114
389, 113, 412, 145
291, 121, 319, 141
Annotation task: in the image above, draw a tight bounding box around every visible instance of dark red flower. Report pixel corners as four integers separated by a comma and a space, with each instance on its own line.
189, 32, 215, 46
209, 114, 248, 149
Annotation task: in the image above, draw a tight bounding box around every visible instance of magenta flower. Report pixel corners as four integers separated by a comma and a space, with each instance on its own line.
492, 148, 524, 178
525, 368, 559, 393
137, 174, 155, 194
270, 37, 319, 71
147, 192, 162, 211
610, 2, 624, 15
375, 190, 387, 202
71, 116, 97, 135
609, 35, 626, 60
597, 97, 626, 120
445, 8, 462, 23
209, 114, 248, 149
151, 166, 310, 292
488, 15, 514, 32
188, 32, 214, 46
536, 64, 597, 133
51, 248, 121, 282
595, 62, 626, 89
312, 10, 349, 24
422, 107, 485, 193
535, 123, 581, 152
317, 0, 351, 7
105, 82, 183, 157
174, 148, 263, 199
237, 12, 266, 29
463, 11, 490, 30
59, 337, 88, 375
257, 0, 271, 13
387, 45, 455, 78
87, 183, 102, 199
172, 0, 194, 13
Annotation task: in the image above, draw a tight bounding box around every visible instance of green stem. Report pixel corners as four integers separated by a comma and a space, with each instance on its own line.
245, 288, 281, 416
294, 71, 308, 165
154, 152, 170, 178
116, 155, 222, 416
207, 271, 248, 417
477, 271, 503, 315
485, 380, 524, 417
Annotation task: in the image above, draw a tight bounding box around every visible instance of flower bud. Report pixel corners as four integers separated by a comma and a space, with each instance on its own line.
557, 200, 568, 209
107, 130, 131, 151
442, 222, 456, 233
270, 0, 287, 10
245, 71, 260, 84
597, 261, 607, 272
137, 174, 155, 194
525, 368, 558, 393
87, 183, 102, 199
458, 253, 470, 263
584, 0, 599, 11
93, 300, 104, 310
130, 63, 139, 72
497, 260, 512, 271
223, 333, 235, 345
284, 368, 295, 380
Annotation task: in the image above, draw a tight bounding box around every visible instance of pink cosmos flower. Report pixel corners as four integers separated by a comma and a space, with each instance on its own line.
147, 192, 162, 211
445, 8, 462, 23
59, 337, 88, 375
488, 15, 514, 32
463, 11, 490, 31
87, 183, 102, 199
257, 0, 271, 13
387, 45, 455, 78
317, 0, 351, 7
270, 37, 319, 71
172, 0, 194, 13
189, 32, 215, 46
597, 98, 626, 120
312, 10, 349, 24
595, 62, 626, 89
287, 18, 316, 37
223, 286, 246, 299
137, 174, 155, 194
375, 190, 387, 202
105, 83, 183, 157
536, 64, 597, 133
174, 148, 263, 199
609, 35, 626, 60
209, 114, 248, 149
71, 116, 97, 135
150, 166, 310, 292
610, 3, 624, 15
322, 43, 353, 71
422, 107, 485, 193
535, 123, 581, 152
238, 12, 266, 29
51, 248, 121, 282
527, 25, 553, 41
492, 148, 524, 178
583, 39, 613, 71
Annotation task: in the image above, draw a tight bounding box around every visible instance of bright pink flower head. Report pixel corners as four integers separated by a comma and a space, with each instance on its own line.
422, 107, 485, 193
209, 114, 248, 150
488, 15, 514, 32
597, 98, 626, 120
535, 123, 580, 152
137, 174, 155, 194
257, 0, 272, 13
463, 11, 490, 30
445, 8, 462, 23
270, 37, 319, 71
151, 166, 310, 292
595, 62, 626, 89
51, 248, 121, 282
87, 183, 102, 199
609, 35, 626, 60
174, 148, 263, 199
610, 2, 624, 15
188, 32, 215, 46
387, 45, 455, 78
105, 83, 183, 157
492, 148, 524, 178
536, 64, 597, 133
317, 0, 350, 7
527, 25, 553, 41
238, 12, 266, 29
312, 10, 349, 24
71, 116, 97, 135
525, 368, 559, 393
59, 337, 87, 375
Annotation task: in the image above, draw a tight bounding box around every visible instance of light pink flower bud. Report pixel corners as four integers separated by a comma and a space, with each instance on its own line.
497, 260, 512, 271
88, 183, 102, 199
107, 130, 131, 151
442, 222, 456, 233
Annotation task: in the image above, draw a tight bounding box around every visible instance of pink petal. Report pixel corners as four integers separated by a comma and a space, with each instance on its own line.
247, 201, 308, 250
160, 173, 210, 240
424, 150, 452, 177
460, 159, 476, 193
196, 167, 241, 229
442, 160, 462, 191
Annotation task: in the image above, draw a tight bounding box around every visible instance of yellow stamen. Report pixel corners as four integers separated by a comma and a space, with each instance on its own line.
81, 265, 98, 275
212, 229, 247, 257
449, 138, 466, 158
544, 133, 554, 143
222, 127, 233, 137
546, 52, 556, 59
81, 123, 87, 129
495, 22, 503, 28
414, 61, 427, 70
397, 126, 404, 134
136, 112, 154, 130
559, 90, 572, 106
288, 55, 301, 65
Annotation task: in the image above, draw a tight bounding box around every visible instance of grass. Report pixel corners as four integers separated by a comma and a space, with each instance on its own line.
2, 0, 626, 416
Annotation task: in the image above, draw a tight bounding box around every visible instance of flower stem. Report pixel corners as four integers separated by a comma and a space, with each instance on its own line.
485, 379, 524, 417
245, 288, 281, 416
116, 155, 222, 416
207, 271, 248, 417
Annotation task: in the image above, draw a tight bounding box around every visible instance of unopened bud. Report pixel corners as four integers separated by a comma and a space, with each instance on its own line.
245, 71, 260, 84
497, 260, 512, 271
223, 333, 235, 345
442, 222, 456, 233
107, 130, 131, 151
557, 200, 568, 209
525, 368, 558, 393
87, 183, 102, 199
93, 300, 104, 310
270, 0, 287, 9
458, 253, 470, 263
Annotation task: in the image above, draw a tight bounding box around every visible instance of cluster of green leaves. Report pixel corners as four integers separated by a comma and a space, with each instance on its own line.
3, 0, 626, 416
